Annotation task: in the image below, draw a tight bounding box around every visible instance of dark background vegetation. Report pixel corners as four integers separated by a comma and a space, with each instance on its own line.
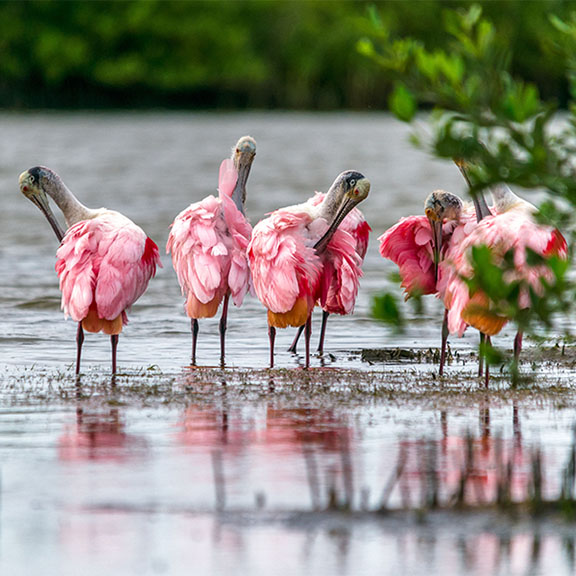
0, 0, 572, 110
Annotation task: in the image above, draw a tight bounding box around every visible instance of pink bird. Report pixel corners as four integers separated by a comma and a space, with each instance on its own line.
287, 191, 371, 355
19, 166, 161, 375
248, 170, 370, 368
379, 189, 477, 373
167, 136, 256, 366
440, 183, 568, 374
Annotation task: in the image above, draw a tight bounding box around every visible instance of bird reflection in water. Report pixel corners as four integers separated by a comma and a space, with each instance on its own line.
59, 405, 147, 462
396, 402, 531, 509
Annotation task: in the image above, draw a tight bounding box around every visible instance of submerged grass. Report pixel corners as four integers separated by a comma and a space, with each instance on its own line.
1, 343, 576, 409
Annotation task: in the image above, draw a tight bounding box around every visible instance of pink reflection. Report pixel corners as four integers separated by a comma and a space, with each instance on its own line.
398, 405, 533, 507
59, 406, 147, 462
177, 404, 352, 453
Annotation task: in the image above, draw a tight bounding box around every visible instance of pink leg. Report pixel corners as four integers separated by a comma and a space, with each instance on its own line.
191, 319, 199, 365
76, 323, 84, 376
484, 336, 491, 388
288, 325, 305, 354
478, 333, 485, 377
317, 310, 329, 354
513, 331, 523, 363
439, 309, 448, 376
304, 315, 312, 369
219, 294, 230, 367
269, 326, 276, 369
111, 334, 119, 375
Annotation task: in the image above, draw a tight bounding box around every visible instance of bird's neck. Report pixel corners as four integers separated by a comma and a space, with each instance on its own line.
317, 187, 341, 223
490, 184, 535, 214
45, 176, 95, 227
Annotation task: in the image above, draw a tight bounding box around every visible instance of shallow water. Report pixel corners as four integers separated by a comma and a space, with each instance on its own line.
1, 112, 575, 575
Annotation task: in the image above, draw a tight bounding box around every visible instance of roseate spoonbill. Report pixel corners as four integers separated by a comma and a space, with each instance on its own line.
19, 166, 161, 375
378, 190, 476, 374
167, 136, 256, 366
248, 170, 370, 369
287, 194, 371, 355
441, 183, 567, 378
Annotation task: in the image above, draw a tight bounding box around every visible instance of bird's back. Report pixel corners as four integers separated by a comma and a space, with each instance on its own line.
56, 211, 160, 333
248, 207, 323, 326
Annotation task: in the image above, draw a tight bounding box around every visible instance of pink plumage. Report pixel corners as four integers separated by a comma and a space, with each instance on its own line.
55, 212, 161, 335
249, 206, 325, 321
308, 191, 370, 315
378, 215, 437, 298
166, 136, 256, 365
167, 159, 252, 318
441, 207, 568, 337
248, 170, 370, 368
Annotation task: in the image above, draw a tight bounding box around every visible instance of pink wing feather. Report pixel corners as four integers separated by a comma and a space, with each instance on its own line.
378, 215, 437, 298
218, 158, 238, 199
319, 227, 363, 314
56, 212, 160, 323
248, 209, 323, 314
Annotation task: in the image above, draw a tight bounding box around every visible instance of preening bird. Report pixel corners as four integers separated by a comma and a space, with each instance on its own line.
379, 190, 476, 374
19, 166, 161, 375
440, 183, 568, 374
248, 171, 370, 369
287, 193, 371, 355
167, 136, 256, 366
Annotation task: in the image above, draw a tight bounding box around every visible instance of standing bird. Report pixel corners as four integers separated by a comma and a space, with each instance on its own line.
379, 190, 476, 374
440, 183, 568, 378
248, 171, 370, 369
167, 136, 256, 366
287, 193, 371, 355
19, 166, 161, 375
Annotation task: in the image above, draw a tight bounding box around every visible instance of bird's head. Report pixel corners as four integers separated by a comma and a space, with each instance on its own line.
19, 166, 65, 241
424, 189, 463, 282
231, 136, 257, 209
314, 170, 370, 254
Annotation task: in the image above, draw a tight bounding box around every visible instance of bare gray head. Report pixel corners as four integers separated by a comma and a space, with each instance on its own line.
314, 170, 370, 254
230, 136, 257, 213
19, 166, 93, 235
424, 189, 463, 282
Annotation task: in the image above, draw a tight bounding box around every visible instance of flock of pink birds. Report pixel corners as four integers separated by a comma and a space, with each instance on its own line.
19, 135, 567, 380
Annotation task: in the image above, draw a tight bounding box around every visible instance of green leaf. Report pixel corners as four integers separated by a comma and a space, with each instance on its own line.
371, 292, 405, 330
389, 83, 417, 122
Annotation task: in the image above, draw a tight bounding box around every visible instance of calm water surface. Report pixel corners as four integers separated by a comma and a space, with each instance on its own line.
0, 112, 575, 575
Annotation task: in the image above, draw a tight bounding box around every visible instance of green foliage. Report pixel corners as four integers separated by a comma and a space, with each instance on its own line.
362, 3, 576, 354
371, 292, 404, 332
0, 0, 573, 109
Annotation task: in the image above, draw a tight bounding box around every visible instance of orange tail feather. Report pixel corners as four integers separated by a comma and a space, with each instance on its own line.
268, 298, 310, 328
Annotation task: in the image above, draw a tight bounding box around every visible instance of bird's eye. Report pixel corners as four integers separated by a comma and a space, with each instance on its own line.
349, 179, 356, 187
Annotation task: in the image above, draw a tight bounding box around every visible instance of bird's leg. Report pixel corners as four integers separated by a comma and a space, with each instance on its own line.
75, 323, 84, 376
268, 325, 276, 369
484, 336, 492, 389
287, 325, 305, 354
304, 315, 312, 369
478, 333, 485, 377
111, 334, 119, 375
219, 294, 230, 367
317, 310, 329, 354
513, 331, 523, 362
191, 318, 199, 366
439, 309, 449, 376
